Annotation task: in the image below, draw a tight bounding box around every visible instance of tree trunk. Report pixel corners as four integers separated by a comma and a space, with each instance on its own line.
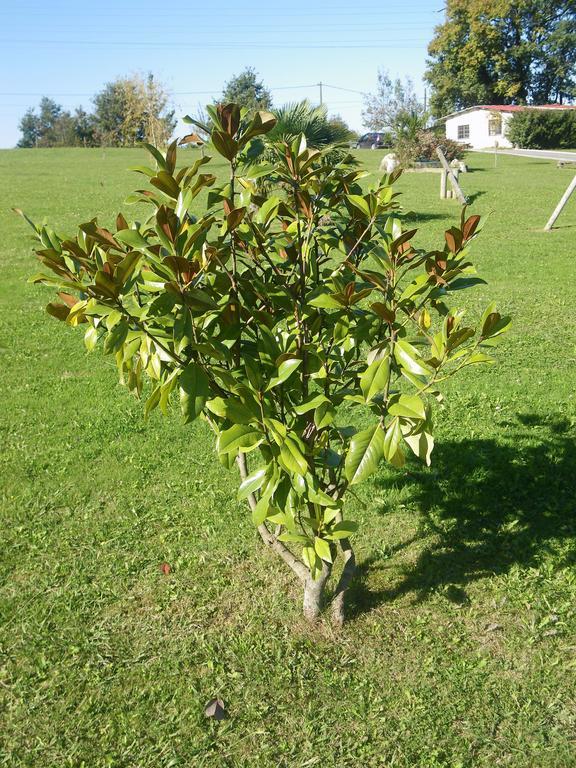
331, 539, 356, 627
330, 509, 357, 627
303, 562, 331, 621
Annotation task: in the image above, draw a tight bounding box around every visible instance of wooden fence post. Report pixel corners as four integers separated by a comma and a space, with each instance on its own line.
544, 174, 576, 231
436, 148, 467, 205
440, 170, 448, 199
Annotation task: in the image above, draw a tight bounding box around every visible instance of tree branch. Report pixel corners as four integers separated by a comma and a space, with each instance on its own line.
236, 453, 309, 584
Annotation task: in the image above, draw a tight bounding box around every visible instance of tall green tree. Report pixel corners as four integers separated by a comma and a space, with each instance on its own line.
426, 0, 576, 117
17, 97, 76, 148
221, 67, 273, 113
93, 74, 176, 147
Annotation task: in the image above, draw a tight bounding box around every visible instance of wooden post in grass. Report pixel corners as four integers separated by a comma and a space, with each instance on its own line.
544, 174, 576, 231
436, 147, 467, 204
440, 169, 448, 199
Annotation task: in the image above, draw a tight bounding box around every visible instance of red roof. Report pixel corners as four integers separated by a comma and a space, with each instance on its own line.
478, 104, 576, 112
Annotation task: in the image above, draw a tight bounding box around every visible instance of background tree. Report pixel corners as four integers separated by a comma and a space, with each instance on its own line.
269, 101, 354, 146
221, 67, 273, 113
17, 97, 76, 148
93, 74, 176, 147
426, 0, 576, 118
72, 107, 97, 147
362, 70, 427, 135
17, 108, 41, 148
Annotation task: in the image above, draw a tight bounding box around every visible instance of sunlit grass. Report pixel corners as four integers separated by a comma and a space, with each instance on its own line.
0, 146, 575, 767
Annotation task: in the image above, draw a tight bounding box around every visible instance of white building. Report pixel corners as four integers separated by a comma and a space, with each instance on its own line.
442, 104, 576, 150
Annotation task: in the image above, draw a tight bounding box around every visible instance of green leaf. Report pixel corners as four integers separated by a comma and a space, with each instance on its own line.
307, 487, 336, 507
206, 397, 254, 424
345, 424, 385, 485
84, 325, 98, 352
279, 437, 308, 476
308, 292, 343, 309
251, 494, 270, 526
314, 537, 333, 563
238, 467, 267, 500
115, 228, 148, 250
151, 171, 181, 200
346, 194, 371, 217
240, 110, 277, 143
359, 354, 390, 402
142, 142, 168, 170
257, 196, 281, 226
314, 401, 335, 429
179, 362, 210, 424
211, 130, 238, 161
388, 393, 426, 421
404, 428, 434, 466
293, 394, 330, 415
277, 531, 309, 544
302, 545, 323, 579
115, 251, 142, 285
103, 319, 129, 354
266, 358, 302, 390
144, 385, 162, 418
217, 423, 263, 455
394, 339, 433, 376
383, 418, 402, 461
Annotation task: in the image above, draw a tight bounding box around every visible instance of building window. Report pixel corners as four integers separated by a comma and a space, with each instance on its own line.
457, 124, 470, 140
489, 118, 502, 136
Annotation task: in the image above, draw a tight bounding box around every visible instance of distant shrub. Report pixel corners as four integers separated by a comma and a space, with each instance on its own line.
395, 130, 468, 167
506, 110, 576, 149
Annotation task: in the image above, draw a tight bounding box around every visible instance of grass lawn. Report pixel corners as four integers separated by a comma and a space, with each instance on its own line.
1, 146, 575, 767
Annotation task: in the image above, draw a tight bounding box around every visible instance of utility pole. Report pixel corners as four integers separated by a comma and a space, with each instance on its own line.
318, 82, 323, 106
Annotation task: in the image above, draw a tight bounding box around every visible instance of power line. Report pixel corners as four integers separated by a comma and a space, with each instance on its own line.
0, 84, 320, 98
0, 39, 428, 49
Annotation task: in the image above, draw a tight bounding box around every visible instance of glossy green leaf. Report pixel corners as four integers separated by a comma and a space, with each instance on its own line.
293, 393, 330, 415
279, 437, 308, 476
388, 393, 426, 421
266, 358, 302, 390
345, 424, 385, 485
404, 428, 434, 466
179, 362, 210, 424
360, 354, 390, 402
314, 537, 333, 563
238, 467, 267, 500
217, 423, 263, 455
394, 339, 433, 376
115, 228, 148, 250
206, 397, 254, 424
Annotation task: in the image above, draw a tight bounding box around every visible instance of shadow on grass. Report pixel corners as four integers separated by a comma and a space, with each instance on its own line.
403, 211, 450, 224
465, 190, 487, 205
347, 414, 576, 618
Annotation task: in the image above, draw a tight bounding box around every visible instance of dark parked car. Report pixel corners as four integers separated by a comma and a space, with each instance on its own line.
354, 132, 391, 149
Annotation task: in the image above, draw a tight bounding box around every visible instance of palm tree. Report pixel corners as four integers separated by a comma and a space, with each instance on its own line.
268, 100, 354, 147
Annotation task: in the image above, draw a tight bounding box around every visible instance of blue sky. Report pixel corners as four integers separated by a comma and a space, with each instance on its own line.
0, 0, 443, 147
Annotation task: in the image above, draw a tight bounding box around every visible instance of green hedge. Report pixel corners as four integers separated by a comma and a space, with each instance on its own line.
506, 109, 576, 149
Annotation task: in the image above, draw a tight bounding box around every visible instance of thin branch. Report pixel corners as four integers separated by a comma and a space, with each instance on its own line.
236, 453, 308, 584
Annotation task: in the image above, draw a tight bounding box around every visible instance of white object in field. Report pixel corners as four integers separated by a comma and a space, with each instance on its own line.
450, 158, 468, 173
380, 153, 399, 173
544, 174, 576, 231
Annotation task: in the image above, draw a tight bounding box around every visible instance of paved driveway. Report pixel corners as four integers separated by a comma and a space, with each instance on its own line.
474, 148, 576, 162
